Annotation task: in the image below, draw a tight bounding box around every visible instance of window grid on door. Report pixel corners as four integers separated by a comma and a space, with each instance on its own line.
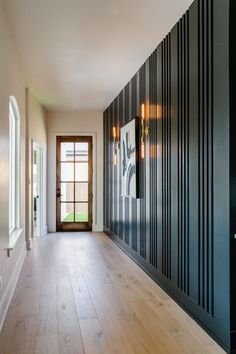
60, 141, 89, 223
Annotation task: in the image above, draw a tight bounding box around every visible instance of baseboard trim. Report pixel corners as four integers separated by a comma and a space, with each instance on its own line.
43, 226, 48, 236
26, 238, 33, 250
92, 225, 103, 232
0, 243, 26, 333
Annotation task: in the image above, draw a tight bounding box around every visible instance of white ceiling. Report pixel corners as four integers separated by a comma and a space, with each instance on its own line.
2, 0, 193, 111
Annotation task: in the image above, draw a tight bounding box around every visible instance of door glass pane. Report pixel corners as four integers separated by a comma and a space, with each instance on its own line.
61, 142, 74, 161
75, 203, 88, 222
75, 143, 88, 161
75, 163, 88, 181
61, 183, 74, 202
61, 203, 74, 222
75, 183, 88, 202
61, 163, 74, 182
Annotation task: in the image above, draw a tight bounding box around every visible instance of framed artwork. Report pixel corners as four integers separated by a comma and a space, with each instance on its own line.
120, 117, 139, 198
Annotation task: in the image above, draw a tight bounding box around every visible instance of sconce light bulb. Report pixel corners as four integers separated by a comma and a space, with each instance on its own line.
114, 153, 117, 166
112, 126, 116, 139
141, 143, 145, 159
141, 104, 145, 119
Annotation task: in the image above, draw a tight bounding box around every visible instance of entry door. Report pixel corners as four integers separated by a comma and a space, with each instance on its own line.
56, 136, 92, 231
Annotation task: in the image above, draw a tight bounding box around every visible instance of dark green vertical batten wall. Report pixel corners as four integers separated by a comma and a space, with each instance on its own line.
103, 0, 236, 352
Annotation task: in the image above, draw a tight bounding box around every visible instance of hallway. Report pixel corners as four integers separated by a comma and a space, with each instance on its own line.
0, 233, 225, 354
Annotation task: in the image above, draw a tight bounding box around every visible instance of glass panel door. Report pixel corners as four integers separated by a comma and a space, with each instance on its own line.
56, 136, 92, 231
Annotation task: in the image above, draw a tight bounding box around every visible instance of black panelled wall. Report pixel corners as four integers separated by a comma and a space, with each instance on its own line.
104, 0, 236, 352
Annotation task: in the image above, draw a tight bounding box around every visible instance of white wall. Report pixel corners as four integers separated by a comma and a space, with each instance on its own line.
0, 2, 27, 328
47, 111, 103, 232
0, 3, 47, 330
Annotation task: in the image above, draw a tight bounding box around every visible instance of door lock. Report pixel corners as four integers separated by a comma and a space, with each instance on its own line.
56, 189, 63, 198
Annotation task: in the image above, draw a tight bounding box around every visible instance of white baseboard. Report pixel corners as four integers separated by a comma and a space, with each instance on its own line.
0, 243, 26, 332
92, 224, 103, 232
42, 226, 48, 236
26, 238, 33, 250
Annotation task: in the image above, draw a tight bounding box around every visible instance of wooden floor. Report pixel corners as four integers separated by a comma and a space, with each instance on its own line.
0, 232, 225, 354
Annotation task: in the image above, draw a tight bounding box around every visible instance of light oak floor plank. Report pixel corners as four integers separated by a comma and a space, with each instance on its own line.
0, 232, 226, 354
56, 276, 85, 354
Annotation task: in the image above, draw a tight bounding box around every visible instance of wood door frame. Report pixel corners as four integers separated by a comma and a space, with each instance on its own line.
56, 136, 93, 232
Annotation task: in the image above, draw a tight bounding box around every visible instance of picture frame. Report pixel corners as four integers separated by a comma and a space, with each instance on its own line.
120, 117, 140, 198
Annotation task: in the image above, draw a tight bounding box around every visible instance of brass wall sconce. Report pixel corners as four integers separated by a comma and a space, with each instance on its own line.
141, 103, 149, 159
112, 126, 120, 165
